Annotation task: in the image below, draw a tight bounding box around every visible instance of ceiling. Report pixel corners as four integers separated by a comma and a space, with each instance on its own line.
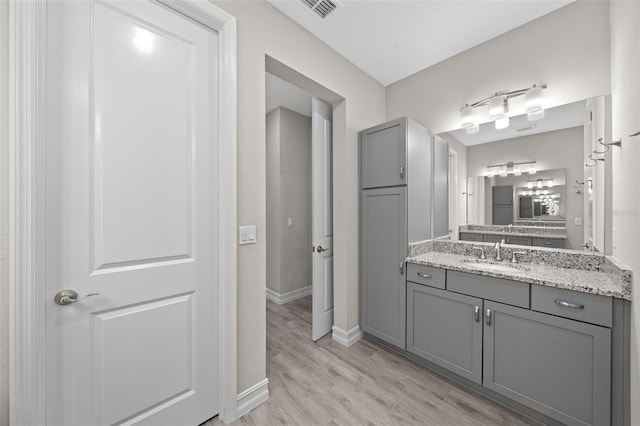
267, 0, 573, 87
448, 100, 586, 146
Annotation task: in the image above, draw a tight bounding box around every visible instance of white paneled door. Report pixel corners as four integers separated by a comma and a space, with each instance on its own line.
311, 98, 334, 341
44, 1, 219, 424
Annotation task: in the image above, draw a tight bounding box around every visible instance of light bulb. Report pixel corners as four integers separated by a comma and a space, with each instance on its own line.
527, 181, 533, 189
537, 180, 543, 189
525, 85, 543, 114
528, 164, 536, 174
488, 95, 506, 120
513, 164, 521, 176
461, 105, 475, 129
547, 179, 553, 188
495, 116, 509, 130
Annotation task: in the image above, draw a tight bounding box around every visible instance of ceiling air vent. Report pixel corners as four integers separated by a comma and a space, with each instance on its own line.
516, 123, 537, 133
301, 0, 338, 19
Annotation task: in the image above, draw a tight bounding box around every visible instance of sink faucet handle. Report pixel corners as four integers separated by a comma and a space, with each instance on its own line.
510, 251, 527, 264
472, 247, 486, 259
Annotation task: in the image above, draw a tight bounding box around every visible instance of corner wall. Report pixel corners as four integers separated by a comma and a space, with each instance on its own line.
266, 107, 312, 297
386, 0, 610, 135
609, 1, 640, 423
212, 0, 386, 394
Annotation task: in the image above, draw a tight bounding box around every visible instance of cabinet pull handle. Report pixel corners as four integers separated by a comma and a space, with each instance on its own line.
474, 306, 480, 322
399, 262, 404, 275
485, 308, 492, 325
555, 299, 584, 309
417, 272, 432, 279
544, 242, 552, 246
400, 165, 405, 179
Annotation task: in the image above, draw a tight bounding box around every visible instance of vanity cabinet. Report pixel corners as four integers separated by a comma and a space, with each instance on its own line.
405, 268, 614, 426
532, 237, 565, 248
482, 234, 532, 246
407, 283, 483, 384
459, 232, 482, 242
484, 301, 611, 426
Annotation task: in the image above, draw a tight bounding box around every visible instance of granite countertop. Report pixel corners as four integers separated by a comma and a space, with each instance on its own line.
459, 229, 567, 240
406, 249, 631, 301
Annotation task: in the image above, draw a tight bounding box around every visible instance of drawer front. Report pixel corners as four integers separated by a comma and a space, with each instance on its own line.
532, 238, 565, 248
447, 270, 530, 308
531, 285, 613, 327
482, 234, 532, 245
459, 232, 482, 242
406, 264, 446, 289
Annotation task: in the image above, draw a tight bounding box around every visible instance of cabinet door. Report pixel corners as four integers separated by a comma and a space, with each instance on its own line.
407, 283, 483, 384
361, 187, 407, 348
483, 301, 611, 426
360, 118, 406, 189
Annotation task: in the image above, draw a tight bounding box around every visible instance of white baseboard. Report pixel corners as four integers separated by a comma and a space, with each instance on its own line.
331, 325, 363, 347
236, 378, 269, 418
266, 285, 311, 305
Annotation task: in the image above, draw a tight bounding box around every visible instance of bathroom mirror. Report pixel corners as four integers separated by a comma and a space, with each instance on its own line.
437, 97, 612, 253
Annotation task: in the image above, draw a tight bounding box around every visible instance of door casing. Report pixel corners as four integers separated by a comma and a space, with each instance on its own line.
8, 1, 238, 424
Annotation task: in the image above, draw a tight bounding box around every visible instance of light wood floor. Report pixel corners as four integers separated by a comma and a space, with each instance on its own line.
205, 296, 544, 425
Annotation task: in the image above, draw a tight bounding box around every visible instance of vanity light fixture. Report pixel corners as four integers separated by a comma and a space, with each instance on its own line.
526, 177, 554, 189
486, 160, 536, 177
460, 84, 547, 133
527, 181, 533, 189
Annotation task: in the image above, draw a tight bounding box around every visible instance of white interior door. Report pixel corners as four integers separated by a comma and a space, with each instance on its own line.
311, 97, 334, 341
44, 1, 219, 424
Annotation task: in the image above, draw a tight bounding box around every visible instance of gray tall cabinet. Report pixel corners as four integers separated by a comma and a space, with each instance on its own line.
359, 117, 447, 348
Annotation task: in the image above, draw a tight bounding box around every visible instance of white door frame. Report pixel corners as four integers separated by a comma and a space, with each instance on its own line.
448, 147, 459, 240
8, 1, 238, 424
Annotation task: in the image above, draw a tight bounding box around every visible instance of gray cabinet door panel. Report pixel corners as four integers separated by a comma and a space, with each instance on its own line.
493, 205, 513, 225
360, 119, 406, 189
447, 271, 530, 309
407, 283, 483, 384
483, 301, 611, 426
361, 187, 407, 348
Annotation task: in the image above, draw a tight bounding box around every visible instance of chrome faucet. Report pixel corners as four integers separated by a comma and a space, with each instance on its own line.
495, 239, 506, 261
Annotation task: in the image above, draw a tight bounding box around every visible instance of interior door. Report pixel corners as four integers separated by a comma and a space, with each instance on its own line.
44, 1, 219, 424
311, 97, 334, 341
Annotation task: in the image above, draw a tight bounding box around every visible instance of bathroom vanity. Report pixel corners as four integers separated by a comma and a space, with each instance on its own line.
364, 239, 631, 426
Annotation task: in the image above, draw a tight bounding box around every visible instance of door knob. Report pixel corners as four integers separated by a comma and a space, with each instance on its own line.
54, 289, 100, 306
315, 245, 328, 252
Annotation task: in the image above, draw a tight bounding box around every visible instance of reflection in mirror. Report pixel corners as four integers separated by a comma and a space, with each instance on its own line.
438, 98, 612, 252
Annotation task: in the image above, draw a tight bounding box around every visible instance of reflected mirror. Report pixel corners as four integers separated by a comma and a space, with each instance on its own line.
438, 97, 611, 253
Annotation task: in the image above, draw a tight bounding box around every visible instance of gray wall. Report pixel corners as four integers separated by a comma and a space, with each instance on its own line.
0, 1, 9, 424
467, 127, 584, 250
212, 0, 386, 393
266, 107, 312, 296
610, 2, 640, 423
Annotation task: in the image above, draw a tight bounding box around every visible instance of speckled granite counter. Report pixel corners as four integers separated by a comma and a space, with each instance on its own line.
407, 240, 632, 300
460, 225, 567, 240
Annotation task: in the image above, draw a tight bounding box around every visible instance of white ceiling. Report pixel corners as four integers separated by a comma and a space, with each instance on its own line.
267, 0, 573, 87
448, 100, 586, 146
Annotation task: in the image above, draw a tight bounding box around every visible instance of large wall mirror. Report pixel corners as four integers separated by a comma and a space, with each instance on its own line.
437, 96, 612, 253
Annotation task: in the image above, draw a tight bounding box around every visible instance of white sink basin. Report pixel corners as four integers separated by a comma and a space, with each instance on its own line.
460, 258, 530, 273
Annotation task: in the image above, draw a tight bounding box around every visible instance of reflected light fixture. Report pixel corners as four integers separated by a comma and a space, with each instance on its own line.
459, 84, 547, 133
486, 161, 536, 177
537, 180, 543, 189
527, 181, 533, 189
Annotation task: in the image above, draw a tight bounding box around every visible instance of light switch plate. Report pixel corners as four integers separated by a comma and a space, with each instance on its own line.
287, 218, 293, 228
239, 225, 257, 245
574, 217, 582, 226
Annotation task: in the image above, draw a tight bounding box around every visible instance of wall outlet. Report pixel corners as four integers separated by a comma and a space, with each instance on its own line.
239, 225, 257, 245
574, 217, 582, 226
287, 217, 293, 228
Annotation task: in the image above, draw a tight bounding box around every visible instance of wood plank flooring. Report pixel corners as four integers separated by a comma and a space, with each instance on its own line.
204, 296, 545, 425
